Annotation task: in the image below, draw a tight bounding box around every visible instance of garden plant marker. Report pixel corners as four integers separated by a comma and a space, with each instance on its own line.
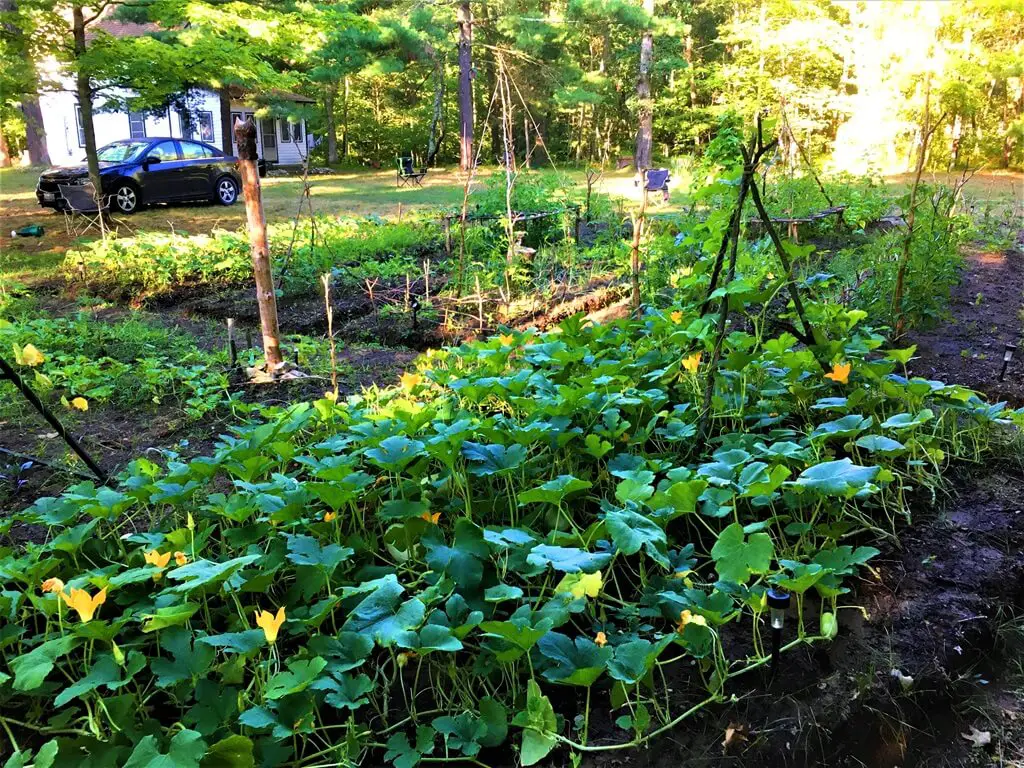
767, 587, 791, 680
999, 342, 1016, 381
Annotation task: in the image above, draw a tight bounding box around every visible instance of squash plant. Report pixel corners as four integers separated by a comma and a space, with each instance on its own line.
0, 285, 1008, 768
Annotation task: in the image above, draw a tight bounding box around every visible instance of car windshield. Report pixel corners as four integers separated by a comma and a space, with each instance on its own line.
97, 141, 149, 163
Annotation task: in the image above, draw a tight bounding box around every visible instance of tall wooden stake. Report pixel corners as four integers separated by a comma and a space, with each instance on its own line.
234, 117, 283, 370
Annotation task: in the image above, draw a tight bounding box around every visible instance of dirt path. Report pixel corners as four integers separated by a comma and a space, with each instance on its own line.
908, 243, 1024, 405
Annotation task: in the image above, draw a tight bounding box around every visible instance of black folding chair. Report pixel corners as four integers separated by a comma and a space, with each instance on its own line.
58, 183, 107, 237
396, 156, 427, 188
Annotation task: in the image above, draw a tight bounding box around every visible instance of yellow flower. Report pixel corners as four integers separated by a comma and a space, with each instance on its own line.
41, 577, 65, 594
676, 609, 707, 634
323, 511, 337, 523
255, 606, 286, 643
595, 631, 608, 648
144, 550, 172, 580
323, 390, 338, 402
670, 311, 683, 323
824, 361, 852, 385
397, 651, 417, 667
60, 586, 107, 623
144, 550, 172, 568
15, 343, 45, 367
498, 333, 516, 346
173, 551, 188, 566
400, 372, 422, 391
682, 352, 702, 375
420, 511, 441, 524
70, 397, 88, 412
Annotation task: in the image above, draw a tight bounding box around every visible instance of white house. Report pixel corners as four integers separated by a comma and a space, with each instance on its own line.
37, 16, 315, 168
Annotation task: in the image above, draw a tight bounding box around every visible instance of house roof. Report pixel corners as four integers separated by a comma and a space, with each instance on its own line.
227, 86, 316, 105
85, 7, 163, 41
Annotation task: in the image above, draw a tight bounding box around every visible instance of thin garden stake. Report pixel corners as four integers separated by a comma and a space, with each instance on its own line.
226, 317, 237, 367
0, 353, 108, 484
321, 274, 338, 397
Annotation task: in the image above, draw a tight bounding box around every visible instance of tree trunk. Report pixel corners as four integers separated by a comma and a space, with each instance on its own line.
341, 76, 350, 158
0, 125, 11, 168
219, 86, 233, 154
234, 117, 284, 370
426, 55, 445, 166
457, 1, 474, 171
325, 84, 338, 164
0, 0, 50, 165
72, 5, 103, 204
634, 0, 655, 170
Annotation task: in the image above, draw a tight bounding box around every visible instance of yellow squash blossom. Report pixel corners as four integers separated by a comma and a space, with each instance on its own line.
255, 606, 286, 643
174, 551, 188, 566
323, 390, 338, 402
676, 609, 707, 634
144, 550, 172, 580
682, 352, 702, 375
400, 372, 422, 391
594, 631, 608, 648
824, 361, 852, 384
323, 511, 337, 523
60, 586, 107, 623
670, 311, 683, 324
70, 397, 88, 412
41, 577, 65, 594
16, 343, 45, 367
420, 511, 441, 524
499, 333, 516, 346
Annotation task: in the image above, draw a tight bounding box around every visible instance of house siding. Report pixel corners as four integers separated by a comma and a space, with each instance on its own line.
39, 83, 307, 167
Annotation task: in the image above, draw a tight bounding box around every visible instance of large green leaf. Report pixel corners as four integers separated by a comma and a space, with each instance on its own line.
536, 632, 610, 686
150, 628, 215, 687
342, 575, 425, 646
165, 555, 261, 594
512, 680, 558, 766
422, 518, 488, 589
791, 459, 880, 496
462, 442, 527, 476
9, 636, 77, 691
265, 658, 328, 700
604, 507, 669, 567
710, 523, 774, 584
517, 475, 592, 505
525, 544, 611, 573
123, 729, 206, 768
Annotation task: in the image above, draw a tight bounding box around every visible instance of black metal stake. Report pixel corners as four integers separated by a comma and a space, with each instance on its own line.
766, 587, 791, 683
227, 317, 238, 367
999, 343, 1016, 382
0, 354, 109, 484
411, 297, 420, 330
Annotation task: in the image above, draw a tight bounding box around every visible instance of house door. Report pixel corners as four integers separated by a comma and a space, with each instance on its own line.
259, 118, 278, 163
230, 111, 258, 158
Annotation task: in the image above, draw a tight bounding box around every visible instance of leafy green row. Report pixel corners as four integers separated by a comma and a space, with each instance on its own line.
63, 216, 442, 300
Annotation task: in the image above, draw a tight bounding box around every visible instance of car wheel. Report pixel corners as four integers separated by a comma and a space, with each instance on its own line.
112, 183, 140, 214
215, 177, 239, 206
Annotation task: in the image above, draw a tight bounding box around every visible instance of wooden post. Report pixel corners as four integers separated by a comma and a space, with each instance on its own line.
423, 258, 431, 302
398, 202, 403, 222
234, 117, 283, 370
444, 217, 452, 257
475, 275, 484, 331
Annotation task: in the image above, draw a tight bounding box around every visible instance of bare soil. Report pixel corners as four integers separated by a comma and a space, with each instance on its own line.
908, 242, 1024, 406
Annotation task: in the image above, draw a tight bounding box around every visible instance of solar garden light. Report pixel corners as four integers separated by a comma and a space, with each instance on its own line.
767, 586, 791, 678
999, 342, 1016, 382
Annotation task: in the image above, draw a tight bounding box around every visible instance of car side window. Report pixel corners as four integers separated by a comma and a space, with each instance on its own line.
147, 141, 178, 161
180, 141, 211, 160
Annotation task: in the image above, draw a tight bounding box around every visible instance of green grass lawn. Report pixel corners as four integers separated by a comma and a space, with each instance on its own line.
2, 161, 1020, 289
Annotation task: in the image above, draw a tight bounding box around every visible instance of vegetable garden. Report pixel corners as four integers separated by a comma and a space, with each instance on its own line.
2, 138, 1024, 767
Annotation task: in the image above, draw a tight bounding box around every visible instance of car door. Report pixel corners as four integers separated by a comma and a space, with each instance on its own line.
138, 140, 186, 201
179, 140, 217, 198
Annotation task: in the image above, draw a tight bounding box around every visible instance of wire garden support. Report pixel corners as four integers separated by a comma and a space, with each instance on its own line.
0, 353, 108, 484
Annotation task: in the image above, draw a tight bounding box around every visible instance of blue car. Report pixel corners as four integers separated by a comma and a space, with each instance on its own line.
36, 137, 242, 214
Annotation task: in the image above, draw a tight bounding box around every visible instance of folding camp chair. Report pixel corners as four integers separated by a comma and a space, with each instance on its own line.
642, 168, 671, 203
59, 183, 107, 237
396, 156, 427, 188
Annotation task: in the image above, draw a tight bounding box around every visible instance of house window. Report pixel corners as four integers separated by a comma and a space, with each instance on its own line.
260, 118, 276, 148
281, 119, 303, 143
195, 111, 214, 143
128, 111, 146, 139
74, 105, 86, 147
177, 108, 193, 138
